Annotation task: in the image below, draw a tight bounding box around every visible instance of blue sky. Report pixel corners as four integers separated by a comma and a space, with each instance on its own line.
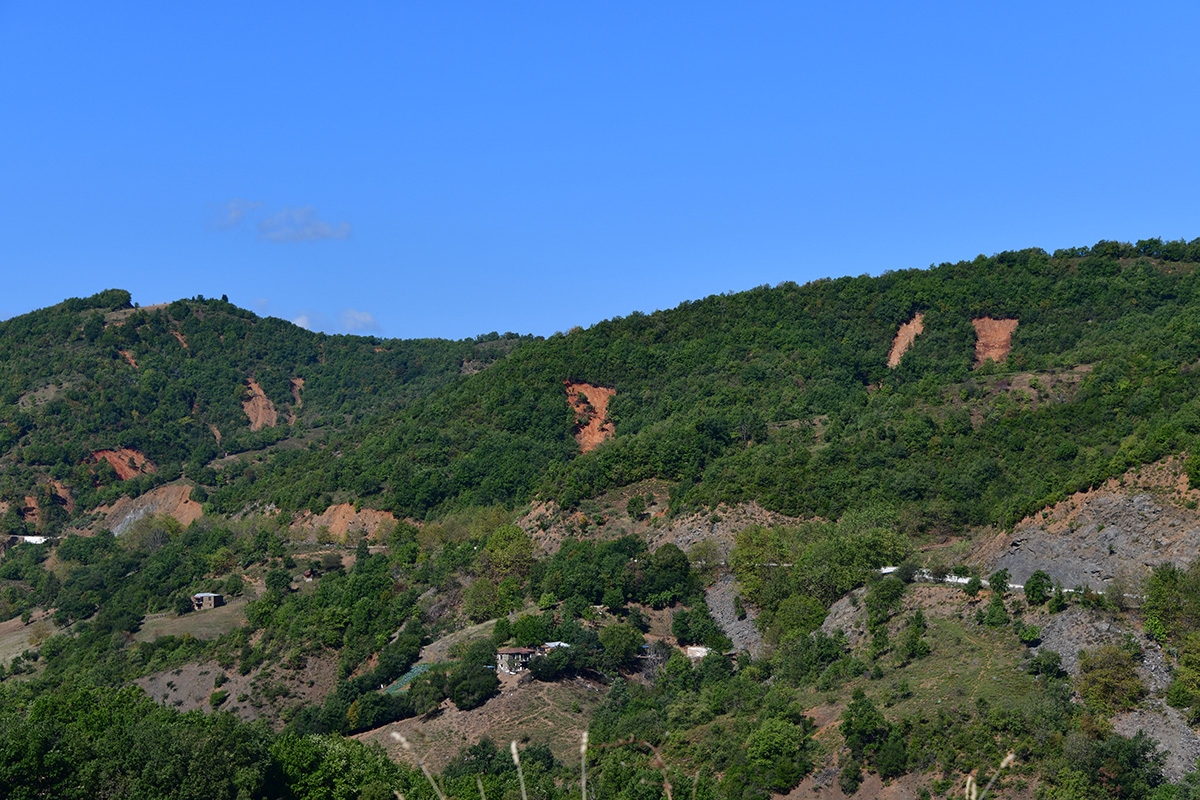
3, 2, 1198, 340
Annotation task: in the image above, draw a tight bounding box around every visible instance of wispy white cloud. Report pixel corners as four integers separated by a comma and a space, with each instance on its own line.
258, 206, 351, 243
292, 310, 329, 331
215, 198, 262, 229
340, 308, 381, 333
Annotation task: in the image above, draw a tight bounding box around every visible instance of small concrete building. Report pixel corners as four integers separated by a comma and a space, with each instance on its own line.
191, 592, 224, 611
496, 646, 536, 674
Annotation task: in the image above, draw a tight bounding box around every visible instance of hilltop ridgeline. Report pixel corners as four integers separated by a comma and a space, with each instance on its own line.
0, 290, 533, 533
5, 237, 1200, 541
206, 238, 1200, 537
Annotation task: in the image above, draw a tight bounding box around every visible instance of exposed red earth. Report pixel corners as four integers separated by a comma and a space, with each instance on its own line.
972, 316, 1018, 365
91, 448, 156, 481
886, 313, 925, 367
242, 379, 278, 431
291, 502, 397, 542
564, 381, 615, 453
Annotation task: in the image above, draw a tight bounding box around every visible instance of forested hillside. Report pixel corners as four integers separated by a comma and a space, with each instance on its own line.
7, 237, 1200, 800
206, 239, 1200, 534
0, 290, 533, 533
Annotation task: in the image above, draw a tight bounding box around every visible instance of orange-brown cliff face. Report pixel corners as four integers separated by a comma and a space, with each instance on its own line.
242, 379, 278, 431
887, 313, 925, 368
564, 382, 615, 453
972, 317, 1018, 366
91, 448, 156, 481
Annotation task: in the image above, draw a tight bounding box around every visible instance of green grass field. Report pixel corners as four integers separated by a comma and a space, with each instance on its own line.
134, 597, 248, 643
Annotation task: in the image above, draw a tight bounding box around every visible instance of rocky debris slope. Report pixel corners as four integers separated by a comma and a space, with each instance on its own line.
644, 502, 808, 559
705, 571, 762, 657
1034, 606, 1126, 677
821, 589, 869, 650
1032, 606, 1198, 782
982, 493, 1200, 591
88, 483, 203, 536
1113, 701, 1200, 783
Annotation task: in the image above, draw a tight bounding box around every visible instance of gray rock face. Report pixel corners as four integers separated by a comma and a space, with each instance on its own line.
989, 494, 1200, 591
705, 571, 763, 657
1032, 604, 1199, 783
820, 588, 868, 650
1113, 701, 1200, 783
1034, 606, 1118, 677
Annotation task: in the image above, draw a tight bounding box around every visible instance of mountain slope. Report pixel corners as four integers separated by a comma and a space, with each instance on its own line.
209, 241, 1200, 536
0, 289, 533, 533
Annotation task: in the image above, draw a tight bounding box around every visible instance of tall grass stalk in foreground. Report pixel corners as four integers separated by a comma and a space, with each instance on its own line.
392, 732, 448, 800
511, 741, 529, 800
965, 752, 1016, 800
397, 729, 685, 800
581, 731, 588, 800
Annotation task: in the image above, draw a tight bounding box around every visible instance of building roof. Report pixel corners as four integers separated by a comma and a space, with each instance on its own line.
192, 592, 222, 598
496, 647, 536, 655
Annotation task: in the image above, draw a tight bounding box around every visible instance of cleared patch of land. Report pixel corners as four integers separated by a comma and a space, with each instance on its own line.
0, 610, 58, 668
135, 597, 249, 643
137, 652, 340, 728
357, 673, 605, 770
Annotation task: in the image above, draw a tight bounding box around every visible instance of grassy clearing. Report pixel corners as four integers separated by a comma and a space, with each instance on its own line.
0, 613, 62, 667
362, 675, 604, 769
851, 615, 1038, 721
134, 597, 248, 643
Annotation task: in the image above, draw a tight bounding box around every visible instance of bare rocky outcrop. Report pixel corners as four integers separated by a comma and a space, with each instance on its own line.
1030, 604, 1199, 782
969, 466, 1200, 782
821, 588, 870, 650
980, 492, 1200, 592
1034, 606, 1125, 677
522, 494, 813, 559
972, 317, 1018, 365
642, 502, 813, 557
242, 379, 277, 431
1113, 701, 1200, 783
705, 571, 762, 657
290, 503, 396, 542
91, 483, 203, 536
887, 313, 924, 368
564, 382, 615, 453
